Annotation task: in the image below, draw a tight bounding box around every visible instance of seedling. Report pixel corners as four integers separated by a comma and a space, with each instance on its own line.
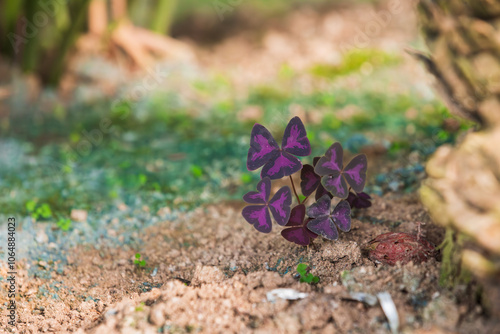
26, 200, 53, 220
242, 116, 370, 246
296, 263, 319, 284
56, 218, 72, 231
134, 253, 146, 268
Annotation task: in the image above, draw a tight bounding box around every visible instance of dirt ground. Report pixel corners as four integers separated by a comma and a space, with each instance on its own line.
2, 193, 498, 333
2, 2, 500, 333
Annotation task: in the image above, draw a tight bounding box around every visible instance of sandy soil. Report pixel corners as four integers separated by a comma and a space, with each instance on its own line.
2, 193, 498, 333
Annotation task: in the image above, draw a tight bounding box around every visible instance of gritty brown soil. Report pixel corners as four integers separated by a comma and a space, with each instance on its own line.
2, 194, 498, 333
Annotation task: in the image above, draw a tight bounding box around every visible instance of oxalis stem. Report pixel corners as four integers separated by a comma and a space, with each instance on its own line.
289, 175, 301, 204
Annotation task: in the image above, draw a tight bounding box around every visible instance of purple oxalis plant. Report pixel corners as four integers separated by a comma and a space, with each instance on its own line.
306, 195, 351, 240
247, 116, 311, 180
242, 116, 371, 246
281, 204, 318, 246
314, 142, 367, 199
242, 177, 292, 233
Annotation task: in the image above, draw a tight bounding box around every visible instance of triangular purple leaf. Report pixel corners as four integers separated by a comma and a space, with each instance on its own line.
343, 154, 367, 193
355, 192, 372, 208
347, 191, 372, 209
321, 174, 349, 199
286, 204, 306, 226
300, 164, 321, 197
331, 200, 351, 232
242, 205, 272, 233
260, 151, 302, 180
268, 186, 292, 226
306, 226, 319, 240
307, 216, 338, 240
281, 116, 311, 156
242, 177, 271, 204
247, 124, 280, 171
281, 226, 312, 246
314, 142, 343, 176
307, 194, 331, 218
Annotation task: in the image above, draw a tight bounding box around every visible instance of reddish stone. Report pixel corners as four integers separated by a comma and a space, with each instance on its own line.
365, 232, 437, 265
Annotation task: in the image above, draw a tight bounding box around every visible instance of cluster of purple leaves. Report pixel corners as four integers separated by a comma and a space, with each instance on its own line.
242, 117, 371, 246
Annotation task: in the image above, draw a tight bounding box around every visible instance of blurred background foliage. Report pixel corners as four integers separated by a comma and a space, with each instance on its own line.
0, 0, 385, 85
0, 0, 470, 226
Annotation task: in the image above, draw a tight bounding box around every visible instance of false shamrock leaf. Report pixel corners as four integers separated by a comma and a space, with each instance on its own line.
300, 156, 334, 201
281, 204, 318, 246
347, 191, 372, 209
247, 117, 311, 180
242, 177, 292, 233
314, 142, 367, 199
315, 183, 332, 201
306, 195, 351, 240
300, 164, 320, 197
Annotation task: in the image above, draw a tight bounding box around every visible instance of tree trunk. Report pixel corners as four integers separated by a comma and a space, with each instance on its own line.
417, 0, 500, 127
417, 0, 500, 317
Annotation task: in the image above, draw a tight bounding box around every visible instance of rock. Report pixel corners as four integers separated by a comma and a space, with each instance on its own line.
191, 264, 225, 285
365, 232, 437, 265
149, 305, 165, 326
35, 230, 49, 244
70, 209, 88, 222
38, 260, 48, 269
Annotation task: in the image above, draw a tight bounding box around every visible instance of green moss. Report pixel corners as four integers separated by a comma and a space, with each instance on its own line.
439, 228, 472, 288
310, 49, 401, 79
248, 85, 290, 104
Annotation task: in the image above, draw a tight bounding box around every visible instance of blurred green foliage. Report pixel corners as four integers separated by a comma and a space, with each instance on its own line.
0, 0, 385, 86
439, 228, 472, 288
310, 49, 401, 79
56, 218, 72, 231
25, 200, 53, 220
0, 46, 470, 225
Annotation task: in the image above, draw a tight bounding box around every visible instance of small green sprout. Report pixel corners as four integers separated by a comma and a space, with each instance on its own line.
296, 263, 319, 284
57, 218, 72, 231
26, 201, 53, 220
134, 253, 146, 268
190, 165, 203, 178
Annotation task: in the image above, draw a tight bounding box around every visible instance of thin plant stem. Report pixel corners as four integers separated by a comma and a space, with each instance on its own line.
289, 175, 300, 204
301, 195, 310, 205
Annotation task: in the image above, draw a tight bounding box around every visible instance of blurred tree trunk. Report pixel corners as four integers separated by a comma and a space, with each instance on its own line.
150, 0, 178, 35
417, 0, 500, 127
88, 0, 107, 35
417, 0, 500, 317
0, 0, 90, 86
20, 0, 42, 73
0, 0, 23, 60
0, 0, 187, 87
46, 0, 91, 86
